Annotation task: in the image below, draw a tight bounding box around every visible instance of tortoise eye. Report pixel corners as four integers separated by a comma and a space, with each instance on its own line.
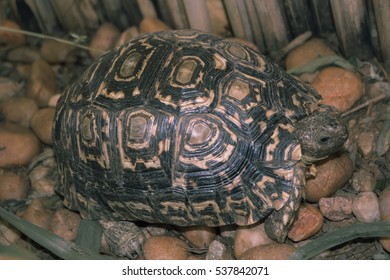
81, 113, 95, 141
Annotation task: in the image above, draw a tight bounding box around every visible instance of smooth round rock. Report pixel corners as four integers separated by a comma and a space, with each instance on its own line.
48, 94, 61, 107
0, 170, 29, 201
318, 196, 354, 221
139, 18, 170, 34
379, 186, 390, 218
1, 97, 38, 127
0, 123, 41, 167
6, 47, 41, 63
0, 77, 18, 101
239, 243, 296, 260
30, 107, 56, 145
352, 169, 376, 192
206, 239, 233, 260
89, 23, 120, 60
311, 67, 363, 113
50, 208, 81, 241
179, 225, 216, 249
29, 164, 56, 195
285, 38, 336, 70
144, 236, 188, 260
288, 203, 323, 242
0, 20, 26, 46
352, 192, 381, 222
219, 224, 237, 239
234, 222, 274, 258
40, 40, 75, 64
305, 153, 354, 203
20, 199, 53, 229
27, 59, 56, 107
357, 131, 375, 158
115, 27, 140, 47
0, 220, 21, 245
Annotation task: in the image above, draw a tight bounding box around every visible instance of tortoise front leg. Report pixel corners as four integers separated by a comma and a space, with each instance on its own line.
264, 164, 304, 243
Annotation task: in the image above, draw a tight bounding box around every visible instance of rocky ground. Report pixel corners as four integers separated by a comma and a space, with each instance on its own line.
0, 18, 389, 260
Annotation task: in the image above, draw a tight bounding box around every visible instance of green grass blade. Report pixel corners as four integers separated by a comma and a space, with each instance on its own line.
0, 207, 112, 260
75, 219, 103, 254
289, 221, 390, 260
287, 55, 356, 75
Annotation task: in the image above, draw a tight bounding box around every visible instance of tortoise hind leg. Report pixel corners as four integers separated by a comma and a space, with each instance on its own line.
99, 220, 146, 259
264, 164, 305, 243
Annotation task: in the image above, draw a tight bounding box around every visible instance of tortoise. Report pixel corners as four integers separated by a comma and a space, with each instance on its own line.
52, 29, 348, 245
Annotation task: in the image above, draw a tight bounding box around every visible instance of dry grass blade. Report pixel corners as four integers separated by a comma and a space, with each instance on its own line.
0, 26, 100, 52
341, 93, 389, 118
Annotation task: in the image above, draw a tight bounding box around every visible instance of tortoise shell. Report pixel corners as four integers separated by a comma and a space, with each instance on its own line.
53, 30, 322, 231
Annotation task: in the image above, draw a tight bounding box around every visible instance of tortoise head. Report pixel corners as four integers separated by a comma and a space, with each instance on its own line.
293, 110, 348, 163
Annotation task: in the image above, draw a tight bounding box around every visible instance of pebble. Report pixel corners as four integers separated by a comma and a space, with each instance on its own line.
145, 224, 169, 236
238, 243, 296, 260
27, 59, 56, 107
379, 215, 390, 253
48, 94, 61, 107
0, 77, 18, 101
40, 40, 75, 64
144, 236, 188, 260
139, 18, 170, 34
234, 222, 274, 258
6, 46, 41, 63
0, 20, 26, 46
352, 192, 381, 222
49, 208, 81, 241
0, 123, 41, 167
206, 239, 233, 260
0, 97, 38, 127
288, 203, 323, 242
219, 224, 237, 239
318, 196, 354, 221
89, 23, 120, 60
0, 170, 29, 201
310, 67, 363, 113
285, 38, 336, 70
30, 107, 56, 145
115, 26, 140, 47
305, 153, 354, 203
352, 169, 376, 192
179, 226, 216, 249
20, 199, 53, 230
16, 64, 32, 79
29, 164, 56, 195
357, 131, 375, 158
0, 220, 21, 245
379, 186, 390, 218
